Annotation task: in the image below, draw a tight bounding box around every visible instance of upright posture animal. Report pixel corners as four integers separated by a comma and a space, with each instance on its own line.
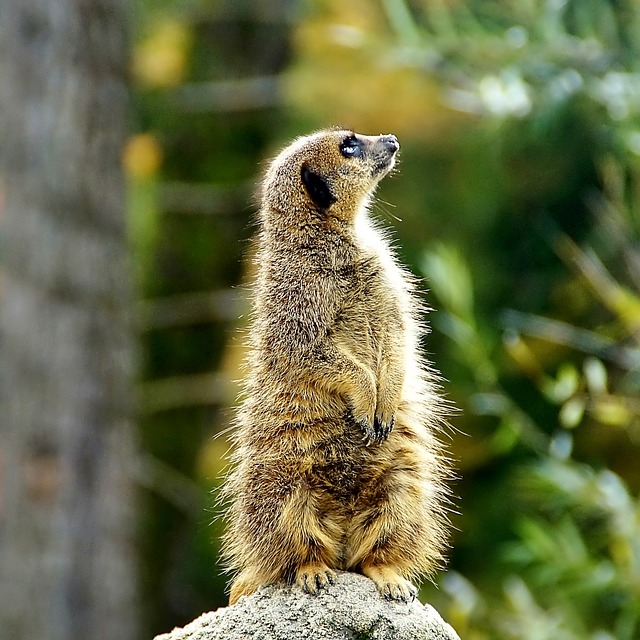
222, 129, 451, 605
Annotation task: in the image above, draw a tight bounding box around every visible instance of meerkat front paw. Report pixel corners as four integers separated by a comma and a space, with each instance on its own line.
373, 413, 395, 440
353, 411, 376, 443
347, 380, 378, 442
354, 411, 393, 444
228, 568, 264, 605
295, 563, 337, 595
373, 385, 400, 442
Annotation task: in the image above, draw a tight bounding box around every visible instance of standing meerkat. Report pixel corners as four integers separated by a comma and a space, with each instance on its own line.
222, 128, 452, 605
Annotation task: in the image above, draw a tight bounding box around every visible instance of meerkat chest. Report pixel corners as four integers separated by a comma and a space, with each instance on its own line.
356, 217, 407, 314
330, 255, 405, 368
354, 212, 408, 295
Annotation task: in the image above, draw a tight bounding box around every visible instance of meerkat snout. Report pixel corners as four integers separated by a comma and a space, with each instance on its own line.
379, 134, 400, 152
338, 132, 400, 177
368, 133, 400, 176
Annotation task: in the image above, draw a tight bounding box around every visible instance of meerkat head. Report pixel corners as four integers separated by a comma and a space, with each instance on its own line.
260, 129, 400, 232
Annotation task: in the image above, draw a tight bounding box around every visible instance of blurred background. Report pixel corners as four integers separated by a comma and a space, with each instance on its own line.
2, 1, 640, 639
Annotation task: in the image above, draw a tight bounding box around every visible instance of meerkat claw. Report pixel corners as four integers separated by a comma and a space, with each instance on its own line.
363, 564, 418, 603
302, 574, 315, 595
387, 415, 395, 435
354, 413, 377, 443
383, 580, 416, 603
373, 417, 383, 441
373, 414, 395, 441
298, 565, 337, 595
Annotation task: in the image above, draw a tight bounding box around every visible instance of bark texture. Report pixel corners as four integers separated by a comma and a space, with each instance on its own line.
0, 1, 137, 639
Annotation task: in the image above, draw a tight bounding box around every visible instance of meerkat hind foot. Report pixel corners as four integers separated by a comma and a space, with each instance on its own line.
229, 569, 264, 605
362, 564, 417, 603
296, 563, 337, 595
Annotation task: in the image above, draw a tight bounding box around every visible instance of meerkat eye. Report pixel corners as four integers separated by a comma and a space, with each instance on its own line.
339, 136, 363, 159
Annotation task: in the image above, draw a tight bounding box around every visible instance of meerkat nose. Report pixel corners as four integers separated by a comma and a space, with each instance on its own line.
380, 134, 400, 153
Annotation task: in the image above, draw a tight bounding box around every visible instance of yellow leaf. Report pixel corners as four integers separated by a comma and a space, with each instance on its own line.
133, 19, 192, 88
122, 133, 163, 179
590, 398, 632, 426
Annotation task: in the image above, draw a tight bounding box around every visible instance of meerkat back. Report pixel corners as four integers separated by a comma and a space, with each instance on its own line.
222, 129, 451, 605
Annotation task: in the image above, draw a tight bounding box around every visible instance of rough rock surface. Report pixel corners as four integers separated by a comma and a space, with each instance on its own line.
154, 572, 460, 640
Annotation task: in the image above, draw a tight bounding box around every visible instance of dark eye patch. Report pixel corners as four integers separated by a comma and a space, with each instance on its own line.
340, 135, 363, 159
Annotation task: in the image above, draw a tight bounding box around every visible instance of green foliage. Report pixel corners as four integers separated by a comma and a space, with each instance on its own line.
385, 0, 640, 137
402, 3, 640, 636
421, 195, 640, 637
440, 457, 640, 639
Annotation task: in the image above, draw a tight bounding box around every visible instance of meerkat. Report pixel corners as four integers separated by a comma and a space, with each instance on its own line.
221, 128, 451, 605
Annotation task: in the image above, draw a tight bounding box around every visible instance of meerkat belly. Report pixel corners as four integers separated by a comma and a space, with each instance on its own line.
304, 442, 366, 502
300, 430, 390, 520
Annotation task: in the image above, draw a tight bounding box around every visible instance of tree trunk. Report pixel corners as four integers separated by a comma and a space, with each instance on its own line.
0, 2, 138, 640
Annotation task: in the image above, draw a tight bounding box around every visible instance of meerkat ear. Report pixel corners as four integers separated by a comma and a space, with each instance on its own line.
301, 164, 336, 210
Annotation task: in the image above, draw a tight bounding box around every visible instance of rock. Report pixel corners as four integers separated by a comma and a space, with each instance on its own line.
154, 572, 460, 640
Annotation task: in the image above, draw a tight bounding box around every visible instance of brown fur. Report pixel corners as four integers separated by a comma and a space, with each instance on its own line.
221, 129, 452, 605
